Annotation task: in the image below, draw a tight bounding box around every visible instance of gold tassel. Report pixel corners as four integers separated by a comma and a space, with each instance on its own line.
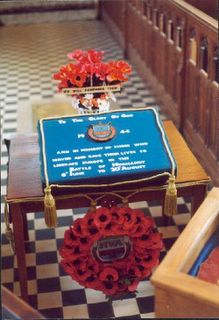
44, 186, 57, 228
122, 198, 129, 207
164, 175, 177, 216
89, 200, 97, 213
4, 203, 15, 253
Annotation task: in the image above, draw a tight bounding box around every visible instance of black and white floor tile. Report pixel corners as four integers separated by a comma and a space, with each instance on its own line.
1, 19, 191, 319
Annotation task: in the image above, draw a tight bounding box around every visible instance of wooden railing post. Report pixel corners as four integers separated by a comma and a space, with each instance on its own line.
123, 0, 129, 59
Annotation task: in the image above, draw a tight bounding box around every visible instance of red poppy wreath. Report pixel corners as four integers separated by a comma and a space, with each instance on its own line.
59, 205, 163, 296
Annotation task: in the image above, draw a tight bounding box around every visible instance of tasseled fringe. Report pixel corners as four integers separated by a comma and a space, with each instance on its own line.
44, 186, 57, 228
164, 175, 177, 216
89, 200, 97, 213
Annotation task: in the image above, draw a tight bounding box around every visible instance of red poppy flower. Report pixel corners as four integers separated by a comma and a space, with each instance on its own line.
72, 218, 89, 237
133, 211, 155, 231
110, 206, 124, 223
99, 267, 119, 282
61, 261, 75, 277
87, 50, 104, 64
53, 63, 87, 88
128, 279, 140, 292
132, 223, 154, 238
71, 256, 88, 270
126, 259, 142, 276
116, 60, 132, 74
136, 264, 151, 278
131, 223, 147, 237
73, 49, 104, 65
62, 242, 85, 261
82, 212, 95, 229
78, 235, 92, 251
68, 50, 104, 73
109, 224, 128, 236
75, 268, 92, 282
84, 275, 102, 290
53, 65, 68, 81
103, 222, 115, 235
106, 60, 131, 82
142, 215, 155, 230
81, 214, 101, 241
140, 250, 160, 268
112, 259, 128, 270
69, 73, 86, 87
63, 228, 78, 247
117, 280, 128, 292
133, 209, 145, 220
57, 80, 68, 91
93, 207, 111, 228
94, 62, 110, 81
87, 257, 100, 274
59, 246, 74, 261
110, 207, 120, 223
117, 207, 136, 230
67, 49, 84, 60
101, 281, 119, 295
53, 65, 70, 91
135, 232, 163, 249
68, 65, 87, 87
59, 246, 70, 259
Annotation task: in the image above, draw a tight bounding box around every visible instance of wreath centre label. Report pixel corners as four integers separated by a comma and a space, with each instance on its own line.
92, 235, 132, 262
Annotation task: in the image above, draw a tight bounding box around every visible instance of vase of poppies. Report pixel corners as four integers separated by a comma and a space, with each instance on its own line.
71, 89, 112, 114
53, 49, 132, 114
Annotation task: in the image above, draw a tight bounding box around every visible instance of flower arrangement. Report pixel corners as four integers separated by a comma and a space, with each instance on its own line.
59, 205, 163, 296
53, 49, 132, 113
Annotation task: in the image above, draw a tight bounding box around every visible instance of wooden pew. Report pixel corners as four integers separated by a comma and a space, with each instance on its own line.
2, 286, 45, 319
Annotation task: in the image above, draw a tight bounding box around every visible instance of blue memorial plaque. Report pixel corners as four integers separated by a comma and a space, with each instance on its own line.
37, 108, 177, 187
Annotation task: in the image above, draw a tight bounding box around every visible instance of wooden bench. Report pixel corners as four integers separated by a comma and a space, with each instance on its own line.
151, 188, 219, 317
6, 120, 210, 302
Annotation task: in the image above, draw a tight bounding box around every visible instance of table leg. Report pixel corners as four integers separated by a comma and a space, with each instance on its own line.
10, 203, 29, 302
191, 185, 207, 215
22, 214, 29, 241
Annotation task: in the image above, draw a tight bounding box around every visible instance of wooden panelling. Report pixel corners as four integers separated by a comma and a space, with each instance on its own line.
100, 0, 219, 185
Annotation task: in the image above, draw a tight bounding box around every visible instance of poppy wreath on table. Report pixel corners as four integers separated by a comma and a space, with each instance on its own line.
59, 205, 163, 296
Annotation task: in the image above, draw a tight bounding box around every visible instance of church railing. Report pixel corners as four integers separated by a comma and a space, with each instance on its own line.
100, 0, 219, 185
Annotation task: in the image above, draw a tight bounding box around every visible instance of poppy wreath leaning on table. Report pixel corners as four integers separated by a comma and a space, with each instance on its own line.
59, 205, 163, 295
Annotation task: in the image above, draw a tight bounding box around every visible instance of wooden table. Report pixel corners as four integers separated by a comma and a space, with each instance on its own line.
6, 120, 210, 302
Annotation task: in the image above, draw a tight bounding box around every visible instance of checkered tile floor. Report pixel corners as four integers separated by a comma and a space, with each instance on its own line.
1, 19, 191, 319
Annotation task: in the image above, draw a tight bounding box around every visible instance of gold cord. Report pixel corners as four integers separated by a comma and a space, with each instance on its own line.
5, 179, 209, 205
